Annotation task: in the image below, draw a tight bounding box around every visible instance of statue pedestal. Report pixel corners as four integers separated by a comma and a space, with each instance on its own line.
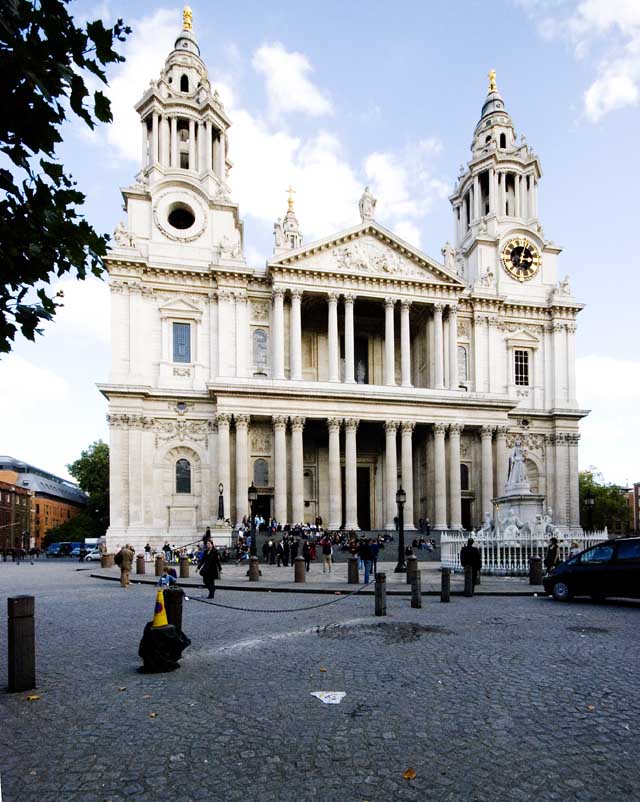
493, 493, 546, 535
211, 520, 233, 548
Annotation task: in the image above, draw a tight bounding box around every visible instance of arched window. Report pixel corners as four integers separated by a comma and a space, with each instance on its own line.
499, 133, 506, 149
485, 135, 491, 144
253, 329, 268, 371
460, 463, 470, 491
254, 459, 269, 486
457, 345, 468, 384
180, 74, 189, 92
176, 458, 191, 494
525, 459, 539, 493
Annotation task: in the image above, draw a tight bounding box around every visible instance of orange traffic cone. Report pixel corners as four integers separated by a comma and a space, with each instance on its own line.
151, 589, 168, 628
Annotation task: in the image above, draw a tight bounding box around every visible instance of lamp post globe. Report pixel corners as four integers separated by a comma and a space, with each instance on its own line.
394, 487, 407, 573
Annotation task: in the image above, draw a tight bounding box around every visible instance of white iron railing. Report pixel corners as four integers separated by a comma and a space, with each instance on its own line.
440, 530, 609, 574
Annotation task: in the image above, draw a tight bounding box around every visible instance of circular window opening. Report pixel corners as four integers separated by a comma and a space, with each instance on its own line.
168, 204, 195, 230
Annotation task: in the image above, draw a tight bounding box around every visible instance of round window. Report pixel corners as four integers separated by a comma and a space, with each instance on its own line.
168, 204, 195, 230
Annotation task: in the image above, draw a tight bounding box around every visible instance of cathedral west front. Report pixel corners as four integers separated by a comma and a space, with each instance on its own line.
100, 11, 587, 550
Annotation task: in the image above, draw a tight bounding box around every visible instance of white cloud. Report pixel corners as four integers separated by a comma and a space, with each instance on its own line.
519, 0, 640, 121
576, 355, 640, 484
47, 278, 110, 345
252, 42, 333, 118
0, 355, 69, 415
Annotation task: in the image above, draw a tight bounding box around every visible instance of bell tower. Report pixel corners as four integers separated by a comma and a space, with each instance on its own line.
448, 71, 560, 300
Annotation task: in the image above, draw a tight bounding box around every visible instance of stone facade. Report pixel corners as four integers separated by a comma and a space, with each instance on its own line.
99, 18, 587, 549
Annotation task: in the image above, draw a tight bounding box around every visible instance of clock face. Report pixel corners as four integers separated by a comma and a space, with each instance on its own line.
501, 238, 541, 282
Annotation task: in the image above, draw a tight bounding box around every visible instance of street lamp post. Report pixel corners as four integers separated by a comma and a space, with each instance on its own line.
394, 487, 407, 573
585, 490, 595, 533
248, 482, 258, 556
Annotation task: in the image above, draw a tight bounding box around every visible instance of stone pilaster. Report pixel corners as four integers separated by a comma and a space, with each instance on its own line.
384, 298, 396, 386
433, 422, 447, 529
344, 418, 359, 530
448, 305, 459, 389
448, 423, 463, 530
384, 421, 398, 530
400, 421, 415, 530
234, 414, 250, 525
327, 417, 342, 529
495, 425, 509, 496
480, 425, 494, 518
290, 289, 303, 381
400, 300, 412, 387
272, 288, 285, 379
216, 413, 231, 520
273, 415, 288, 524
290, 416, 305, 525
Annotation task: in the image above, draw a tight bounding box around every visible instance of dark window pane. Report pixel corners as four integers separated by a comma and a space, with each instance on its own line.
173, 322, 191, 363
617, 541, 640, 560
176, 458, 191, 494
581, 545, 614, 563
254, 458, 269, 486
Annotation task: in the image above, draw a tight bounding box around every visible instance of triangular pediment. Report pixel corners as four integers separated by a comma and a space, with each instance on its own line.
158, 297, 202, 313
505, 328, 541, 346
268, 221, 465, 287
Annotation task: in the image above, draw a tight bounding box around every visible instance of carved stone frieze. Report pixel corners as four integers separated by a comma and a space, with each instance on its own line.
251, 301, 270, 322
155, 418, 211, 445
506, 432, 544, 452
251, 431, 272, 452
330, 237, 422, 278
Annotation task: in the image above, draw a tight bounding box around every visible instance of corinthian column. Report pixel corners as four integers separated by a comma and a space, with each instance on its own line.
448, 423, 463, 530
433, 304, 445, 389
216, 413, 231, 520
400, 300, 412, 387
344, 418, 359, 530
234, 415, 250, 525
328, 418, 342, 529
170, 116, 178, 168
344, 294, 355, 384
448, 305, 459, 389
188, 118, 196, 170
400, 421, 415, 530
290, 289, 303, 380
327, 293, 339, 382
433, 422, 447, 529
384, 421, 398, 530
480, 426, 494, 520
384, 298, 396, 386
290, 417, 305, 525
272, 288, 285, 379
273, 416, 288, 524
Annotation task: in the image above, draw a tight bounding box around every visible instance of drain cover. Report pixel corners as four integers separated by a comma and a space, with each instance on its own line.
318, 622, 452, 643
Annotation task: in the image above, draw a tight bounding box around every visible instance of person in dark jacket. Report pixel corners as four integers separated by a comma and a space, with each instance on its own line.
460, 538, 481, 587
358, 538, 374, 584
302, 540, 312, 572
198, 540, 222, 599
290, 538, 299, 563
544, 537, 560, 573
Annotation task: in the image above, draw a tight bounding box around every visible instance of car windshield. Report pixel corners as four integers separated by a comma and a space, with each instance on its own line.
580, 544, 614, 563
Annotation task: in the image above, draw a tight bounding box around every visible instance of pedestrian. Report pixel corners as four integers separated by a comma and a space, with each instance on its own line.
302, 540, 312, 572
359, 538, 373, 584
283, 538, 290, 567
460, 537, 481, 587
544, 536, 560, 573
370, 538, 380, 575
262, 538, 270, 563
144, 542, 152, 562
268, 539, 276, 565
116, 543, 135, 588
290, 537, 299, 563
203, 527, 211, 544
198, 540, 222, 599
276, 540, 284, 567
321, 537, 332, 574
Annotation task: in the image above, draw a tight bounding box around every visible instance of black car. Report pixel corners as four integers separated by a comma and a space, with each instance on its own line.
543, 537, 640, 602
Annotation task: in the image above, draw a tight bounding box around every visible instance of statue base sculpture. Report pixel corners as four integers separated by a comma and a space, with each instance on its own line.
492, 493, 546, 538
211, 520, 233, 547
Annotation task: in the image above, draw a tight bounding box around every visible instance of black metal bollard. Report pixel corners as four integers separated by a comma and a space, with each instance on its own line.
179, 556, 190, 579
155, 555, 165, 576
294, 556, 306, 583
463, 565, 474, 597
440, 567, 451, 603
347, 557, 359, 584
163, 587, 185, 631
136, 554, 145, 575
411, 570, 422, 609
375, 572, 387, 616
529, 556, 543, 585
8, 596, 36, 692
406, 554, 418, 585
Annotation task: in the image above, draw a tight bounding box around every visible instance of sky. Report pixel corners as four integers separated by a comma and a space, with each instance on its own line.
0, 0, 639, 486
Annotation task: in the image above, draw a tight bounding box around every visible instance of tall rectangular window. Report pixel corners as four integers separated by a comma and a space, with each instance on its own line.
172, 322, 191, 363
514, 349, 529, 386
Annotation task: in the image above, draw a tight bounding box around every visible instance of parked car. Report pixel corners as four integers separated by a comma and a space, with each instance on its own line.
543, 537, 640, 601
83, 549, 101, 562
46, 543, 63, 558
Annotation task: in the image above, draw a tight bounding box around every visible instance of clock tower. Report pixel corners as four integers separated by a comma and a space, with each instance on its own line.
447, 71, 562, 302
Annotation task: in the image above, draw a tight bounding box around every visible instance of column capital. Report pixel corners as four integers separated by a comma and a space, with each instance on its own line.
327, 291, 339, 304
272, 287, 285, 300
343, 293, 355, 304
344, 417, 359, 432
216, 412, 232, 427
433, 421, 447, 435
235, 414, 250, 429
448, 303, 458, 314
327, 417, 342, 432
495, 425, 509, 437
400, 421, 415, 434
290, 288, 303, 301
566, 433, 581, 445
480, 425, 494, 439
272, 415, 288, 431
291, 416, 306, 432
384, 296, 397, 308
384, 420, 399, 435
400, 299, 412, 310
449, 422, 464, 436
234, 295, 248, 307
433, 302, 445, 314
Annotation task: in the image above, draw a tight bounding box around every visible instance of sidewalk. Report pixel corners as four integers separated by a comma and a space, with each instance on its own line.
90, 560, 545, 596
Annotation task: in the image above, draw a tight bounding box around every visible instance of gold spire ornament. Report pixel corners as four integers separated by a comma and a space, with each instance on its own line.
183, 5, 193, 31
286, 185, 296, 211
488, 69, 497, 92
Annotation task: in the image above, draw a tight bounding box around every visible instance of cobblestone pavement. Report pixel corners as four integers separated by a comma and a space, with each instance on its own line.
1, 561, 639, 802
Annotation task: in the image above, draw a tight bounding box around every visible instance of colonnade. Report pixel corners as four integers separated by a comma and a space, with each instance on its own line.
271, 288, 460, 389
142, 112, 225, 176
215, 413, 515, 531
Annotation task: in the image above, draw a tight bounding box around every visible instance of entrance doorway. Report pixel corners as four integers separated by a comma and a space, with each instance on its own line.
357, 467, 371, 529
461, 498, 473, 531
255, 494, 272, 524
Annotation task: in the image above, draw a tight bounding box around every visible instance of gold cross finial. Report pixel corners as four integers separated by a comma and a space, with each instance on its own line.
183, 5, 193, 31
488, 69, 497, 92
286, 185, 296, 211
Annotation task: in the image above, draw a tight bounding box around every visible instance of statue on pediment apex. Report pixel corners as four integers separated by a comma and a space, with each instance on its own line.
358, 186, 377, 222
